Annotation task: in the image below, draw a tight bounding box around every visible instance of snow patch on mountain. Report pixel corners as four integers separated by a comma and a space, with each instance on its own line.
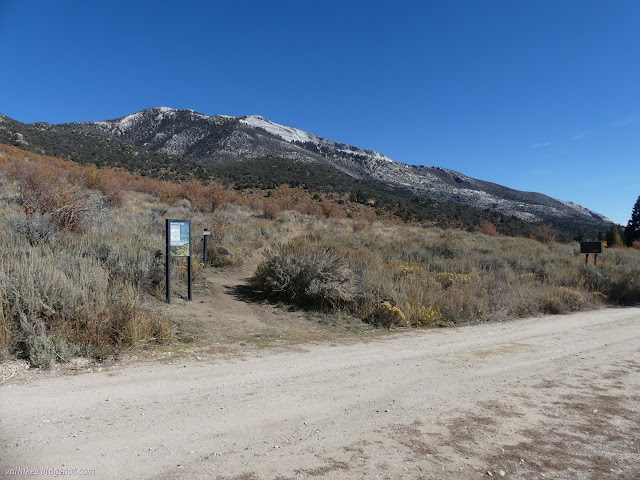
240, 115, 318, 144
117, 112, 143, 131
240, 115, 394, 164
160, 130, 206, 156
153, 106, 177, 121
558, 199, 611, 223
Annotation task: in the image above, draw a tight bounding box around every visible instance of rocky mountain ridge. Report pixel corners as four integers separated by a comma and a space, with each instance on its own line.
0, 108, 610, 232
58, 107, 609, 226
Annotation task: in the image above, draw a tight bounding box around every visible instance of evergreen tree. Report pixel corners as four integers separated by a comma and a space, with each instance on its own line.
605, 224, 625, 248
624, 195, 640, 246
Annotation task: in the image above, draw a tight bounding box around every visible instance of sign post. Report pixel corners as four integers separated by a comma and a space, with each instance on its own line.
203, 228, 210, 266
580, 241, 603, 265
166, 219, 192, 303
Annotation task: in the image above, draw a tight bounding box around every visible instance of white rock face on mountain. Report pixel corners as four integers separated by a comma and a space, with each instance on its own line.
59, 107, 609, 225
240, 115, 394, 163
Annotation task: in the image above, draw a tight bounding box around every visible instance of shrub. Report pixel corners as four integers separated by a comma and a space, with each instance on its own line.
7, 212, 56, 245
18, 316, 79, 369
206, 179, 231, 211
263, 198, 283, 220
533, 225, 556, 244
0, 235, 172, 365
248, 225, 640, 327
251, 240, 358, 309
406, 304, 444, 327
319, 201, 341, 218
15, 163, 92, 231
206, 245, 235, 268
538, 287, 585, 314
598, 274, 640, 304
369, 301, 409, 328
73, 233, 164, 290
352, 219, 367, 233
477, 220, 498, 236
208, 212, 228, 245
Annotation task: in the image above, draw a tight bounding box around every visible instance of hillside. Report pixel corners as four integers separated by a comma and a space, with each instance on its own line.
1, 142, 639, 368
0, 109, 612, 238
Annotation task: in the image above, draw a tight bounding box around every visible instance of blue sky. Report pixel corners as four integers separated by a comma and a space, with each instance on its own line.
1, 1, 638, 225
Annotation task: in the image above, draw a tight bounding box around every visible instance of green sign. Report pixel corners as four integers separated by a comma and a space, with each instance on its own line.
169, 220, 191, 257
580, 241, 603, 254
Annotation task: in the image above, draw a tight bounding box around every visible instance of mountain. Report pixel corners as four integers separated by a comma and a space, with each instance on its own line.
0, 108, 611, 236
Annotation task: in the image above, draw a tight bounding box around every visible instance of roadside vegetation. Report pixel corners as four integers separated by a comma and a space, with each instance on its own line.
251, 226, 640, 328
1, 143, 639, 367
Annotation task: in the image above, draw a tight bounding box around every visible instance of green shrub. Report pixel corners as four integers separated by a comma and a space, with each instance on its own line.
21, 329, 79, 369
251, 239, 358, 309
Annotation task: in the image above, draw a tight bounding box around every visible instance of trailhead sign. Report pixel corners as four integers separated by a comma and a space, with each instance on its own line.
166, 219, 192, 303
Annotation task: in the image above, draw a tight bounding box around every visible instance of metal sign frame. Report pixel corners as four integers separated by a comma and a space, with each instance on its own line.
166, 219, 192, 303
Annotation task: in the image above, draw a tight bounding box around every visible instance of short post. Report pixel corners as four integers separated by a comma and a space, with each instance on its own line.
585, 254, 589, 265
203, 228, 210, 266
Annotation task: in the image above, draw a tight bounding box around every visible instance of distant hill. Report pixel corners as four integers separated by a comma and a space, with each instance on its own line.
0, 108, 611, 238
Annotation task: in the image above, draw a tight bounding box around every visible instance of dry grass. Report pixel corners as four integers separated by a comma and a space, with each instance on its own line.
0, 228, 173, 365
1, 143, 639, 366
0, 145, 286, 365
251, 223, 640, 327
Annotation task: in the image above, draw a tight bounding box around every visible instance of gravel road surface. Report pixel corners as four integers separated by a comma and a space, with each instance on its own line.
2, 308, 639, 479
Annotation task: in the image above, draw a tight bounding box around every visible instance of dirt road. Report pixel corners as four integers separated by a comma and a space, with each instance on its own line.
1, 308, 639, 479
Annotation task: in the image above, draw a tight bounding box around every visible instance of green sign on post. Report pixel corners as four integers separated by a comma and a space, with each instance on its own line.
580, 241, 603, 254
580, 241, 603, 265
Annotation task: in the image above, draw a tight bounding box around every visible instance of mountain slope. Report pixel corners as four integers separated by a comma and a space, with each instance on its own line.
57, 107, 609, 226
0, 108, 610, 236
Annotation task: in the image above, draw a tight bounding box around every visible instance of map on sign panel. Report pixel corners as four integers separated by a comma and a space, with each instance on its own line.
169, 220, 190, 257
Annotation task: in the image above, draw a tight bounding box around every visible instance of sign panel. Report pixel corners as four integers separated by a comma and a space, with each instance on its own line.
169, 220, 190, 257
580, 241, 603, 254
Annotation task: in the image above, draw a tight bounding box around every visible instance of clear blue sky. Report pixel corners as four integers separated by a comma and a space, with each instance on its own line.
1, 1, 638, 225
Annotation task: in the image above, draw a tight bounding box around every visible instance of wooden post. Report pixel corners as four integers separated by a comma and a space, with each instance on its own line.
203, 228, 210, 266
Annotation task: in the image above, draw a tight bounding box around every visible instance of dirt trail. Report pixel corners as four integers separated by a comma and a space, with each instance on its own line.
163, 230, 358, 350
1, 308, 639, 479
172, 243, 275, 341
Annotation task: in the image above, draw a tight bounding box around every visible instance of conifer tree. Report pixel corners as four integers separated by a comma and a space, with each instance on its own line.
625, 195, 640, 246
605, 224, 624, 248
